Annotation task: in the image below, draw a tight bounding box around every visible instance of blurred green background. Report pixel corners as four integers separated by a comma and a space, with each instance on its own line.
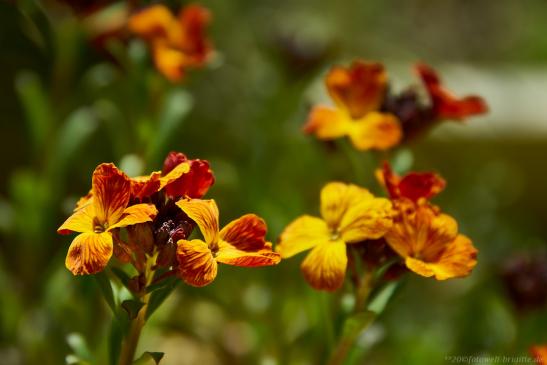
1, 0, 547, 364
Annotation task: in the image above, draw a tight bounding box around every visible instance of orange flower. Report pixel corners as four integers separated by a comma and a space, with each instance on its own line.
531, 345, 547, 365
415, 63, 488, 120
175, 199, 280, 287
128, 4, 212, 82
303, 60, 402, 150
380, 163, 477, 280
276, 182, 393, 291
58, 164, 158, 275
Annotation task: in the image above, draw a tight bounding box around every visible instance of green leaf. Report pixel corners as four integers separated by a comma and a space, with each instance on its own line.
95, 272, 116, 314
367, 281, 400, 315
66, 333, 93, 362
145, 278, 178, 320
50, 107, 98, 177
15, 71, 52, 153
108, 318, 123, 365
341, 310, 376, 340
146, 88, 193, 165
111, 267, 132, 288
133, 351, 164, 365
122, 299, 145, 320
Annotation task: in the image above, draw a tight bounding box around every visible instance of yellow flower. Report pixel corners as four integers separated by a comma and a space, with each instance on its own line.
303, 60, 402, 150
385, 200, 477, 280
58, 164, 158, 275
276, 182, 393, 291
175, 199, 280, 287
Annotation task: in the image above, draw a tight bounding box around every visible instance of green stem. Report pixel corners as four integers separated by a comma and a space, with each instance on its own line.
327, 269, 375, 365
118, 254, 155, 365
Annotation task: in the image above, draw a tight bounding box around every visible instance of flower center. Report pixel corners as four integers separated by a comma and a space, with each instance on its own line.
330, 230, 341, 241
93, 217, 107, 233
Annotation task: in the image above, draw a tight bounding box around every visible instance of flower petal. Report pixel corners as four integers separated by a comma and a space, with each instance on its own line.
92, 163, 131, 227
415, 63, 488, 120
176, 199, 219, 244
128, 4, 175, 40
320, 182, 373, 230
347, 112, 402, 151
379, 162, 446, 202
276, 215, 331, 258
177, 4, 212, 64
159, 161, 192, 190
108, 204, 158, 230
58, 203, 95, 234
130, 172, 162, 200
165, 159, 215, 199
301, 240, 347, 291
385, 203, 458, 260
216, 241, 280, 267
326, 61, 387, 119
302, 106, 351, 140
339, 196, 393, 243
152, 41, 189, 82
176, 239, 217, 287
219, 214, 267, 251
405, 234, 477, 280
65, 232, 113, 275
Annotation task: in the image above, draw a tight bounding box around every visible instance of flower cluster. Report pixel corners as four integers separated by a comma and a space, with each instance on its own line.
128, 4, 212, 82
58, 152, 279, 288
276, 164, 478, 291
304, 60, 488, 150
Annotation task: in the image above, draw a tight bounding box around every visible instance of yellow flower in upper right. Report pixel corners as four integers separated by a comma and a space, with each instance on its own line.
379, 162, 478, 280
303, 60, 402, 151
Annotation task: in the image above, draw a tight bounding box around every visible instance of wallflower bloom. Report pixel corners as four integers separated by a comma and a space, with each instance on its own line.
415, 63, 488, 120
175, 199, 280, 287
303, 61, 402, 151
276, 182, 393, 291
128, 4, 212, 82
380, 163, 477, 280
531, 346, 547, 365
58, 164, 157, 275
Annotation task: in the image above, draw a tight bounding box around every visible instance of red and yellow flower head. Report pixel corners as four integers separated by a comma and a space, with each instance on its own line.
276, 182, 394, 291
128, 4, 212, 82
175, 199, 280, 287
58, 163, 158, 275
380, 163, 478, 280
303, 60, 402, 151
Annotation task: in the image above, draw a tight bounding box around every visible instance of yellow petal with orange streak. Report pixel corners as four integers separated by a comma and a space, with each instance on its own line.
220, 214, 267, 251
347, 112, 402, 151
303, 106, 351, 140
65, 232, 113, 275
339, 196, 393, 243
158, 161, 191, 189
58, 203, 95, 234
405, 235, 478, 280
301, 239, 347, 291
92, 163, 131, 227
176, 199, 219, 244
176, 239, 217, 287
320, 182, 373, 230
216, 240, 280, 267
108, 203, 158, 230
276, 215, 331, 258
